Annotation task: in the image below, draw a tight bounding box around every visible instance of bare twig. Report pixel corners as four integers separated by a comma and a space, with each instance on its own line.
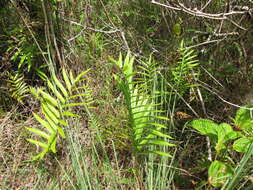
151, 0, 181, 11
200, 66, 224, 88
63, 18, 120, 34
201, 83, 253, 110
68, 29, 85, 42
201, 0, 213, 11
151, 0, 250, 30
185, 38, 226, 49
120, 31, 130, 50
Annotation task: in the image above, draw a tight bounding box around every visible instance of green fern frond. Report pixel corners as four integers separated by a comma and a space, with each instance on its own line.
112, 52, 175, 157
171, 41, 199, 95
137, 55, 159, 93
7, 73, 29, 104
26, 68, 92, 160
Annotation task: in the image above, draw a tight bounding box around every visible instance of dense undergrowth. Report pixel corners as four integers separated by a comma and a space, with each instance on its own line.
1, 0, 253, 189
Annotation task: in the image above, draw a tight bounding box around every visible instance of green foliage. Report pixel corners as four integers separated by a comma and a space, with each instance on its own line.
111, 52, 175, 157
231, 105, 253, 135
189, 105, 253, 188
171, 41, 199, 95
137, 55, 159, 93
173, 23, 182, 37
189, 119, 241, 153
6, 28, 37, 73
208, 160, 233, 188
233, 137, 253, 153
26, 68, 92, 160
7, 73, 30, 104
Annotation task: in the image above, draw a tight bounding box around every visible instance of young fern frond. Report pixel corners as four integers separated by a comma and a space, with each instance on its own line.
171, 41, 199, 95
112, 52, 175, 157
26, 68, 92, 160
137, 55, 159, 94
7, 73, 30, 104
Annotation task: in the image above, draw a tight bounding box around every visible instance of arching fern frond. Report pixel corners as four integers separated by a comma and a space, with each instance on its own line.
7, 73, 29, 104
26, 68, 92, 160
112, 52, 175, 157
171, 41, 199, 95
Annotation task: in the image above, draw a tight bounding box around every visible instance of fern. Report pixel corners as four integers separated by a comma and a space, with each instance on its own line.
111, 52, 175, 157
137, 55, 159, 93
26, 68, 92, 160
171, 41, 199, 95
7, 73, 30, 104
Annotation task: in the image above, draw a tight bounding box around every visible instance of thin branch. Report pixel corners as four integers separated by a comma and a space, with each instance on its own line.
151, 0, 181, 11
63, 18, 120, 34
68, 29, 85, 42
201, 0, 213, 11
185, 38, 226, 49
201, 83, 253, 111
152, 0, 250, 30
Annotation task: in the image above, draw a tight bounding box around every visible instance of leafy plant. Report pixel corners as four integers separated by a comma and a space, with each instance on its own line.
6, 27, 36, 73
189, 105, 253, 188
111, 52, 175, 157
189, 119, 241, 153
231, 105, 253, 135
26, 68, 92, 160
208, 160, 233, 188
171, 41, 199, 96
7, 72, 30, 104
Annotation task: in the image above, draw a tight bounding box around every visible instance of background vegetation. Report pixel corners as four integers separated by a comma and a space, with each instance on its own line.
1, 0, 253, 189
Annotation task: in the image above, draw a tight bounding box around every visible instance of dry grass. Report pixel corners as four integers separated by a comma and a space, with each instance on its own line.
0, 106, 37, 189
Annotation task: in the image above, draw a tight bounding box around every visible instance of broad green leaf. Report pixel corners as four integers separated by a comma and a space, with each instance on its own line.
189, 119, 218, 138
234, 105, 253, 129
233, 137, 253, 153
217, 123, 240, 143
208, 160, 233, 187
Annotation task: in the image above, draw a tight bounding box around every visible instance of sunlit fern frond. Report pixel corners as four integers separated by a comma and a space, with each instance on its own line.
7, 73, 29, 104
112, 52, 175, 157
137, 55, 160, 93
26, 68, 92, 160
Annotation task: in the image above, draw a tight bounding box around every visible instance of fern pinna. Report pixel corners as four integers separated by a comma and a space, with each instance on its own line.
8, 73, 29, 104
26, 68, 92, 160
111, 52, 175, 157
